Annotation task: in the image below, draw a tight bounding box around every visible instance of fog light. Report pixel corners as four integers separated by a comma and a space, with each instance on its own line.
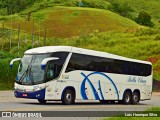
36, 94, 40, 97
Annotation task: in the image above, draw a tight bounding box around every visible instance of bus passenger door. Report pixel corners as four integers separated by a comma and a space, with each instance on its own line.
45, 63, 61, 100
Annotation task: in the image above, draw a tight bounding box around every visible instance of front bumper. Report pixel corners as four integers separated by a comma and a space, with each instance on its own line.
14, 89, 45, 100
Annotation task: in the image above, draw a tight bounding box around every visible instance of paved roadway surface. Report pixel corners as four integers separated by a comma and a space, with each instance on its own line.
0, 91, 160, 120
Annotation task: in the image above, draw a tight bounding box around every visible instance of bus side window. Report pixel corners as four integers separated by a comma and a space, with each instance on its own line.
123, 62, 128, 74
140, 64, 145, 76
145, 64, 151, 76
65, 53, 85, 72
66, 62, 75, 72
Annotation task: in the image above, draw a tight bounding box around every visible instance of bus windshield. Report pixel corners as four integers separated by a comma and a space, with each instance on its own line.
17, 54, 50, 85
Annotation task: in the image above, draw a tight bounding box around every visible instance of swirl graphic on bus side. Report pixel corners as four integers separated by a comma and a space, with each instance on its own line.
80, 72, 119, 100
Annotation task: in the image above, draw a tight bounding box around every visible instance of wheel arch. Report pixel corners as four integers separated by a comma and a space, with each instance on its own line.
61, 86, 76, 100
122, 89, 132, 99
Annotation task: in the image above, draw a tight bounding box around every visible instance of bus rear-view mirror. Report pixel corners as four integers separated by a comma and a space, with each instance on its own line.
41, 57, 59, 70
10, 58, 21, 69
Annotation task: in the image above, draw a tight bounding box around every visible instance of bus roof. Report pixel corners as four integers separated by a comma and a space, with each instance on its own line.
25, 46, 72, 54
25, 46, 151, 65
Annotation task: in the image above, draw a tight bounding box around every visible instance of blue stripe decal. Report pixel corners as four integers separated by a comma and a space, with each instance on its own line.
98, 80, 104, 100
80, 73, 88, 99
80, 71, 119, 100
81, 73, 100, 100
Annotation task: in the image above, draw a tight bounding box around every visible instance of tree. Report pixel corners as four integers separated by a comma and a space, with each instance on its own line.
0, 0, 36, 15
109, 1, 133, 18
135, 11, 154, 27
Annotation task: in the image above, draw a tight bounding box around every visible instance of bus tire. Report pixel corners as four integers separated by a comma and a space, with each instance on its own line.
38, 99, 47, 104
62, 89, 75, 105
123, 91, 132, 104
132, 92, 140, 104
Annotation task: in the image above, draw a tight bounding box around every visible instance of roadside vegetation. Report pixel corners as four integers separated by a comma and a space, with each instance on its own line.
1, 28, 160, 90
0, 0, 160, 90
105, 107, 160, 120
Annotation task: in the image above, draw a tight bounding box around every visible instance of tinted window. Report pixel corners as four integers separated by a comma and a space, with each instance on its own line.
65, 53, 85, 72
65, 53, 152, 76
45, 52, 69, 82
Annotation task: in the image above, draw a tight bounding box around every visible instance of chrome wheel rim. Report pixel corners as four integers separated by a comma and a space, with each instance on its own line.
133, 94, 138, 102
66, 93, 72, 102
125, 95, 130, 103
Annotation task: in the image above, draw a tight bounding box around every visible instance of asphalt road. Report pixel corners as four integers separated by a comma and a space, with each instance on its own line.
0, 91, 160, 120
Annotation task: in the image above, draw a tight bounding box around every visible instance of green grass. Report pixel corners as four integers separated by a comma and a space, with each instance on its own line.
105, 107, 160, 120
3, 6, 141, 38
0, 59, 18, 90
23, 0, 160, 27
1, 28, 160, 90
147, 107, 160, 111
107, 0, 160, 27
21, 0, 111, 14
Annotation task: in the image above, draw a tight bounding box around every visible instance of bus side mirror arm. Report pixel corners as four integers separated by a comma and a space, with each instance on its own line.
10, 58, 21, 69
41, 57, 59, 70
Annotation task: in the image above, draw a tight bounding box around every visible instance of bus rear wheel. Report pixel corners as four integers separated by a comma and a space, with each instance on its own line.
122, 91, 132, 104
132, 92, 140, 104
38, 99, 47, 104
62, 89, 75, 105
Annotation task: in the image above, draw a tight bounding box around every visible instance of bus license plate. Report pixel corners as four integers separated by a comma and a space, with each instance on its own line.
22, 94, 27, 97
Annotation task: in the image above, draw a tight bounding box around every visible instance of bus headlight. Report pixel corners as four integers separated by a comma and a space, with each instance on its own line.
34, 84, 48, 91
34, 87, 40, 91
34, 86, 41, 91
36, 94, 40, 97
14, 86, 17, 90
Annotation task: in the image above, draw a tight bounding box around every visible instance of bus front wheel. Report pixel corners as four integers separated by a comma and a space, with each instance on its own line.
38, 99, 47, 104
62, 89, 75, 105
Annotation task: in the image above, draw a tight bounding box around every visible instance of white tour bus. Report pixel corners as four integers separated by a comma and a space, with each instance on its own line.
10, 46, 152, 105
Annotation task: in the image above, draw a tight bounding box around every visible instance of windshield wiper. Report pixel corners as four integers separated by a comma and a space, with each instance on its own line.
28, 64, 34, 84
19, 56, 34, 84
19, 66, 29, 84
